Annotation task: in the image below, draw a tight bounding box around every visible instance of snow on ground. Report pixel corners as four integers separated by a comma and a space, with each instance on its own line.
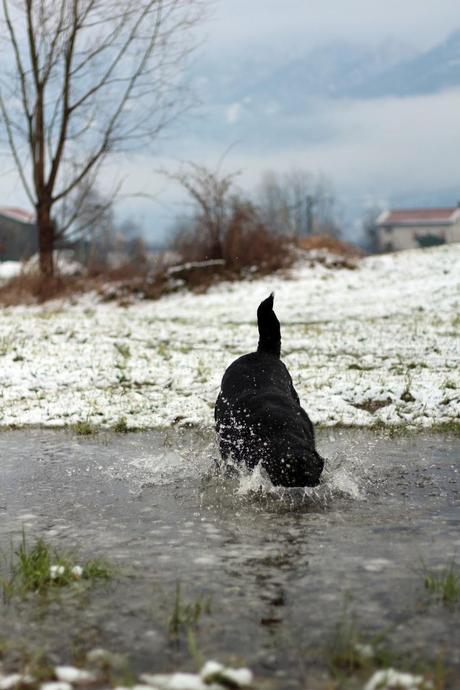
0, 261, 21, 281
0, 254, 84, 282
0, 244, 458, 430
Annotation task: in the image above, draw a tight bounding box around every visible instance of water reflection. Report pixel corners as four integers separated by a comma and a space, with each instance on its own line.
0, 428, 458, 687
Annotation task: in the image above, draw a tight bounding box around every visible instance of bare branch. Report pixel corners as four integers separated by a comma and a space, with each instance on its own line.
1, 0, 34, 147
0, 93, 34, 204
0, 0, 202, 275
47, 0, 80, 194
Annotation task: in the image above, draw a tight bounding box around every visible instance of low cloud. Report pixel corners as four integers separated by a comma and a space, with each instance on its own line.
226, 102, 244, 124
205, 0, 460, 53
2, 89, 459, 240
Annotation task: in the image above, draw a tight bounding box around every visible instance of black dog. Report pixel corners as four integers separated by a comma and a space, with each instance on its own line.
214, 294, 324, 487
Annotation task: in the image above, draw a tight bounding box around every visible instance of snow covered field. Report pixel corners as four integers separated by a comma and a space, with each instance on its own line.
0, 244, 458, 430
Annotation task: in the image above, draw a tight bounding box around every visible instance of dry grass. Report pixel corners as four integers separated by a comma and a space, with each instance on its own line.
174, 199, 295, 282
297, 234, 365, 257
0, 232, 361, 307
0, 259, 161, 306
0, 272, 83, 306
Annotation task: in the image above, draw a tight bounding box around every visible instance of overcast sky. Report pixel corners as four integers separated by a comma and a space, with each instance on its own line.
204, 0, 460, 53
1, 0, 460, 242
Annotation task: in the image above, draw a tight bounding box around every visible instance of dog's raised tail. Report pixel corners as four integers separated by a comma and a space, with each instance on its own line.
257, 293, 281, 356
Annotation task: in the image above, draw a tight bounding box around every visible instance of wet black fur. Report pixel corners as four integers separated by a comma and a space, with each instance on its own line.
214, 294, 325, 487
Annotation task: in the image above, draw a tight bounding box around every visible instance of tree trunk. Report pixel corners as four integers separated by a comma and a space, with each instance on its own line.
37, 202, 55, 277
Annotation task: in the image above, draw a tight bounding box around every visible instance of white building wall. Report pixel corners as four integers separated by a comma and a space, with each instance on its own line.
378, 221, 460, 251
447, 220, 460, 243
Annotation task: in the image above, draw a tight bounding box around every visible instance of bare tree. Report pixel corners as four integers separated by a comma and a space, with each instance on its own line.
257, 171, 291, 234
362, 205, 382, 253
0, 0, 201, 276
166, 162, 239, 259
168, 162, 293, 274
258, 168, 341, 237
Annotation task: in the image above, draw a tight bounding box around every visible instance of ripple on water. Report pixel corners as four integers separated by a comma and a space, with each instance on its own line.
0, 428, 458, 688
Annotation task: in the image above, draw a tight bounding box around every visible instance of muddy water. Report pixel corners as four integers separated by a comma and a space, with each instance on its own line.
0, 429, 459, 687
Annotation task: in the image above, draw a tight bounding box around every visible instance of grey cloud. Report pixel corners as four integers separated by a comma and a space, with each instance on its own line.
206, 0, 460, 52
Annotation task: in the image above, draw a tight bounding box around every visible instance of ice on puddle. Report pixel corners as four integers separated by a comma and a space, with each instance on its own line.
364, 668, 432, 690
55, 666, 95, 684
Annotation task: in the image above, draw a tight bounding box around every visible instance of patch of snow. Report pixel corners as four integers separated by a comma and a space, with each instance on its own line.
0, 675, 34, 690
40, 683, 73, 690
199, 662, 223, 680
364, 668, 432, 690
200, 661, 253, 687
54, 667, 95, 684
0, 244, 458, 430
23, 253, 84, 276
140, 673, 214, 690
0, 262, 22, 281
140, 661, 253, 690
49, 564, 65, 579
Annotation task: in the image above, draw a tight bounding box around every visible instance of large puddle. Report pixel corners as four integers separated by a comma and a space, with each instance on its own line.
0, 429, 459, 687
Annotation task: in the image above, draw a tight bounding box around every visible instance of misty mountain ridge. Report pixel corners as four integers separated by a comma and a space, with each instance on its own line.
193, 29, 460, 112
182, 31, 460, 241
343, 29, 460, 97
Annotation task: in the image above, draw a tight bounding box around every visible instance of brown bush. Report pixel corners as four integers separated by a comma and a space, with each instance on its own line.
297, 234, 364, 257
0, 258, 156, 306
224, 201, 293, 273
0, 272, 83, 306
174, 198, 294, 281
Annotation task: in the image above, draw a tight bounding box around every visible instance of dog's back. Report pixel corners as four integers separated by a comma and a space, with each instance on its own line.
215, 294, 324, 487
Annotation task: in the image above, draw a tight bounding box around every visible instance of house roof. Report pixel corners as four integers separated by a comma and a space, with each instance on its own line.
0, 206, 35, 224
377, 207, 460, 226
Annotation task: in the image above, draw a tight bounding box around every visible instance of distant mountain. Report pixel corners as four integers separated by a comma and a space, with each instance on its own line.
343, 30, 460, 98
177, 32, 460, 243
240, 40, 412, 105
192, 40, 413, 107
192, 30, 460, 116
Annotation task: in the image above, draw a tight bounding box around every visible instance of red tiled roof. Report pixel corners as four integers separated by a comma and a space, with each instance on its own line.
0, 206, 35, 224
378, 207, 460, 225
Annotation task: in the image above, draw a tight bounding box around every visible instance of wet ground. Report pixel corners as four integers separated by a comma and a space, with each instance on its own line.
0, 429, 459, 688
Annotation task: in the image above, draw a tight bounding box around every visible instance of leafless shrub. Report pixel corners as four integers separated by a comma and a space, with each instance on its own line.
297, 234, 364, 258
257, 168, 342, 237
169, 163, 295, 286
296, 234, 364, 270
0, 272, 81, 306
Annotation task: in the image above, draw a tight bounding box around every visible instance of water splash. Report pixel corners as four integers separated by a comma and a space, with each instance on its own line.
200, 443, 366, 514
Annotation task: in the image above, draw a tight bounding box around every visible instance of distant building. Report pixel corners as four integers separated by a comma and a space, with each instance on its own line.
376, 206, 460, 252
0, 207, 37, 261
